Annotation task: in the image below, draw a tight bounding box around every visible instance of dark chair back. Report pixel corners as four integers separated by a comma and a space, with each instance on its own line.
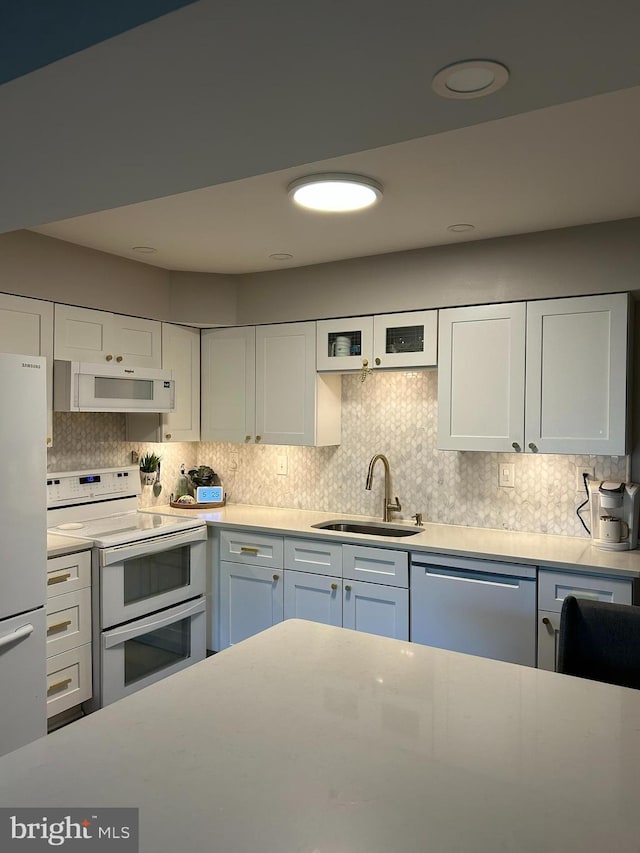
557, 595, 640, 689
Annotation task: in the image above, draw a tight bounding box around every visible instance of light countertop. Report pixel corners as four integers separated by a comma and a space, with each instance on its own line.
142, 502, 640, 578
46, 532, 92, 558
1, 620, 639, 852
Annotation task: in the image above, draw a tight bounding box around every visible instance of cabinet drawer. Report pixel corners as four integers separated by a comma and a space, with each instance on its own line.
284, 538, 343, 576
343, 545, 408, 588
46, 588, 92, 657
538, 569, 633, 613
46, 643, 92, 718
220, 530, 284, 568
47, 550, 91, 599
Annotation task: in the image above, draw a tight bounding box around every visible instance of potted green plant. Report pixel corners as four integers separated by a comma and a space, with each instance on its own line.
139, 451, 162, 486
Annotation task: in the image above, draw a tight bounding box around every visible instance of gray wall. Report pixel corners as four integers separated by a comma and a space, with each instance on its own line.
235, 218, 640, 324
2, 217, 639, 329
0, 230, 172, 319
0, 230, 238, 325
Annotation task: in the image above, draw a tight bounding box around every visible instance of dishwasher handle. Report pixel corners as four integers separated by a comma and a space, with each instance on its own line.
416, 565, 526, 589
411, 552, 536, 580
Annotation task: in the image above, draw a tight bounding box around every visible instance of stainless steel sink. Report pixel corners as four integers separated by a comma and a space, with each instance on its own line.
311, 520, 423, 537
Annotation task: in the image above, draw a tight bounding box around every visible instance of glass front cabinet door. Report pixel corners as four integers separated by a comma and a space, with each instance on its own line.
316, 317, 374, 372
316, 311, 437, 371
372, 310, 437, 369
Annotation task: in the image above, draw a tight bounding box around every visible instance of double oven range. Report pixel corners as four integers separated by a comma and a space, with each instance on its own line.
47, 467, 207, 710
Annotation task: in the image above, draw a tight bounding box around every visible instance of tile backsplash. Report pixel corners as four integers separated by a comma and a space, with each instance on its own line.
48, 372, 628, 537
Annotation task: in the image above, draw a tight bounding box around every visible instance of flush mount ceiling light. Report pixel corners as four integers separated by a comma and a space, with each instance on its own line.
131, 246, 157, 254
447, 223, 475, 233
288, 173, 383, 212
269, 252, 294, 261
432, 60, 509, 100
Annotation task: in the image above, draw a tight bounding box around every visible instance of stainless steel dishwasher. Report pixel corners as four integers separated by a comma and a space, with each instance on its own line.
410, 553, 537, 666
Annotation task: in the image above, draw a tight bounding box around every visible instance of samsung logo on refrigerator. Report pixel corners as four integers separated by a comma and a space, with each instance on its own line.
21, 362, 41, 369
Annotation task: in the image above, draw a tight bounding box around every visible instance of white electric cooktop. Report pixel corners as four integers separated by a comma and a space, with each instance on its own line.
52, 511, 205, 548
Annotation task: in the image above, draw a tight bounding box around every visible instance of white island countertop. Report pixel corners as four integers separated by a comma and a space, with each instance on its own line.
142, 502, 640, 578
1, 620, 639, 852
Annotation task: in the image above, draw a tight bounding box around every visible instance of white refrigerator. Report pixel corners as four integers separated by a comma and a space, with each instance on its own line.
0, 353, 47, 756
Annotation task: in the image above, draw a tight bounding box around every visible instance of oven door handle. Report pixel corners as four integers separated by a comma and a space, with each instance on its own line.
103, 597, 206, 649
100, 526, 207, 567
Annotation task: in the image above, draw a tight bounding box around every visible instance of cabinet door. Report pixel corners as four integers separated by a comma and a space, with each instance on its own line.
342, 580, 408, 641
538, 610, 560, 671
372, 310, 437, 369
54, 305, 161, 367
54, 304, 113, 362
525, 293, 629, 455
316, 316, 374, 372
0, 293, 53, 446
438, 303, 526, 452
201, 326, 256, 443
255, 321, 316, 446
284, 571, 342, 627
219, 562, 284, 649
112, 313, 162, 368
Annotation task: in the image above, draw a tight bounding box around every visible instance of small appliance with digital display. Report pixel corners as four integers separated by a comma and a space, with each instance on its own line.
196, 485, 224, 503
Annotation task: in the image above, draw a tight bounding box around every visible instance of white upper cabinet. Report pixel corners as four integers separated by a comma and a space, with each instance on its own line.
54, 304, 161, 368
438, 302, 526, 452
317, 310, 437, 372
256, 322, 341, 446
201, 326, 256, 443
126, 323, 200, 443
438, 293, 629, 454
0, 293, 54, 446
202, 322, 341, 446
525, 293, 629, 455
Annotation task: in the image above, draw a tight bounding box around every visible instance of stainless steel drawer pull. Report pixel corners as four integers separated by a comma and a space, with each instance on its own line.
47, 619, 72, 635
48, 677, 72, 695
48, 573, 72, 586
240, 546, 259, 554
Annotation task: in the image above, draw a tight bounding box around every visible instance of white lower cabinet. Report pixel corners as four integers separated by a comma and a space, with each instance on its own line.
219, 562, 284, 648
46, 549, 93, 721
537, 568, 635, 671
342, 580, 409, 640
216, 531, 410, 649
283, 539, 409, 641
284, 571, 342, 628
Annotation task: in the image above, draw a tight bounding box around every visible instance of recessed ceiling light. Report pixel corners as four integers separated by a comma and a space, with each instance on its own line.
288, 173, 383, 212
269, 252, 293, 261
432, 60, 509, 100
447, 223, 475, 233
131, 246, 157, 254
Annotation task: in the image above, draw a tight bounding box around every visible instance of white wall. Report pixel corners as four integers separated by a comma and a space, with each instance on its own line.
234, 218, 640, 324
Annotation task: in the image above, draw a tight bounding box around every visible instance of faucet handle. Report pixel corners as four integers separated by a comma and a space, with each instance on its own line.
412, 512, 423, 526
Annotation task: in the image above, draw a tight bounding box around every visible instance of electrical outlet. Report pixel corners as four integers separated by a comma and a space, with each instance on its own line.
576, 466, 595, 491
277, 455, 288, 476
498, 463, 515, 488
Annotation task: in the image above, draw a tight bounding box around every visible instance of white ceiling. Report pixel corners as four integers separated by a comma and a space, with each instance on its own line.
3, 0, 640, 274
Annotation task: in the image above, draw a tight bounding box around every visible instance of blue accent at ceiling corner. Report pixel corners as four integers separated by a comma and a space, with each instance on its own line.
0, 0, 198, 86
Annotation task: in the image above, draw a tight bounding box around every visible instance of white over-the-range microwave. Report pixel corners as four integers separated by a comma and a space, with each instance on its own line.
53, 360, 176, 413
